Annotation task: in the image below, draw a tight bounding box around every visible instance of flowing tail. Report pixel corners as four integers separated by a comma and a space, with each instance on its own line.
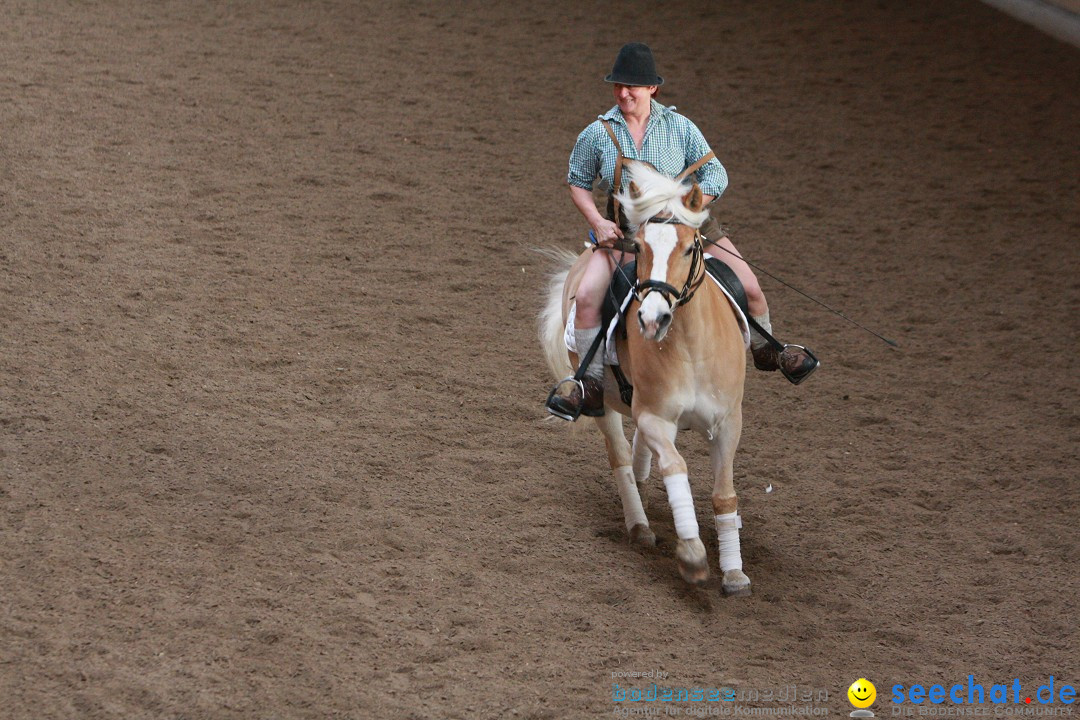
538, 248, 577, 381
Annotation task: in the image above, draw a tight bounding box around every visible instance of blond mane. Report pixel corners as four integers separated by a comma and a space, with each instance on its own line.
613, 160, 711, 230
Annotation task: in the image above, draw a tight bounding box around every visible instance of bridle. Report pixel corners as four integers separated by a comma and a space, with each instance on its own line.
632, 215, 707, 309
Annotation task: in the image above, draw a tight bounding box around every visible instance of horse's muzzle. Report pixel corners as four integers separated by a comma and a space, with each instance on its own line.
638, 304, 673, 341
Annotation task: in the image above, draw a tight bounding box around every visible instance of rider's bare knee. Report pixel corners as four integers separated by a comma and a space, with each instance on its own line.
744, 279, 768, 317
575, 255, 611, 322
744, 279, 763, 305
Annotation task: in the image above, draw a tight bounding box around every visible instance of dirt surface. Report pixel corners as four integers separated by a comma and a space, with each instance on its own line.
2, 1, 1078, 718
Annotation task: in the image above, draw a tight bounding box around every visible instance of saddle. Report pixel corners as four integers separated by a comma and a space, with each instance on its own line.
600, 257, 751, 406
602, 256, 749, 335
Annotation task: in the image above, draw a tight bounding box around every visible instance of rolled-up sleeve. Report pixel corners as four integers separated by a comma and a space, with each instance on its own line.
568, 123, 600, 190
684, 119, 728, 198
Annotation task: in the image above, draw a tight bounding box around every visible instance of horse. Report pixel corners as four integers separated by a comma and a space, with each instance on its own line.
539, 160, 751, 595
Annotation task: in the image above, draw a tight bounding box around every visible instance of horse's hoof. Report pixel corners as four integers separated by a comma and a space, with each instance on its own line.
629, 523, 656, 547
722, 569, 752, 597
676, 538, 709, 586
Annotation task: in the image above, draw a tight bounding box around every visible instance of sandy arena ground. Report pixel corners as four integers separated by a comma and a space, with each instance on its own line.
2, 1, 1078, 718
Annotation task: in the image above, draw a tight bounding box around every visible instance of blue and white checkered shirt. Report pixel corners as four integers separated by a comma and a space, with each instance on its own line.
567, 99, 728, 198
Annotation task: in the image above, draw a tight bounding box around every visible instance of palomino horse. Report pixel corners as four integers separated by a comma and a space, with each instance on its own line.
540, 161, 750, 595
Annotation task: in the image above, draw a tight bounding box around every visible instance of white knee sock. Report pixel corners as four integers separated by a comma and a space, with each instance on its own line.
751, 312, 772, 350
715, 511, 743, 572
574, 325, 604, 379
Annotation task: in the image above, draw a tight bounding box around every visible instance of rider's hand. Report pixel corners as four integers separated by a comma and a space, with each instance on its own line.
591, 218, 624, 247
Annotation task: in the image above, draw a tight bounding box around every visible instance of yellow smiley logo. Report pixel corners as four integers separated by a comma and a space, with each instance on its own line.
848, 678, 877, 709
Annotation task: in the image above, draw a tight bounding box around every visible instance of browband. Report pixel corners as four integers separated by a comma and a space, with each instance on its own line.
646, 215, 687, 225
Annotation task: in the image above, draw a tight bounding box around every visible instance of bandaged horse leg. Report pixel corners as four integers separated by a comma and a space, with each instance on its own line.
595, 409, 654, 546
631, 427, 653, 512
638, 413, 708, 584
709, 408, 751, 596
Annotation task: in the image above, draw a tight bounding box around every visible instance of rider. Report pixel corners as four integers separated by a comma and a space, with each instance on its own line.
556, 42, 817, 418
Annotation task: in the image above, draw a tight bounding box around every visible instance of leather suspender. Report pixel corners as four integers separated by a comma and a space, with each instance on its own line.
598, 118, 716, 223
676, 150, 716, 182
599, 119, 624, 224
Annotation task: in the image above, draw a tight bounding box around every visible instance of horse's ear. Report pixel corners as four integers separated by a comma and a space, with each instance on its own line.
629, 181, 642, 200
682, 183, 704, 212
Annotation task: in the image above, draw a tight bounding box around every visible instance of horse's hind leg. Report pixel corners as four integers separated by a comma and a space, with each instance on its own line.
594, 410, 655, 547
631, 427, 653, 511
636, 413, 709, 585
709, 408, 751, 596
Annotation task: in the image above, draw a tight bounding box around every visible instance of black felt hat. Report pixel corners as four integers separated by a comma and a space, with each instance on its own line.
604, 43, 664, 86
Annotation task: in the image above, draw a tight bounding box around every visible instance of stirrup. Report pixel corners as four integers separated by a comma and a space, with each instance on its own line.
545, 377, 585, 422
779, 344, 820, 385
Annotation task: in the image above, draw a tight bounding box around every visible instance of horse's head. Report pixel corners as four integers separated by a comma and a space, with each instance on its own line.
615, 160, 710, 342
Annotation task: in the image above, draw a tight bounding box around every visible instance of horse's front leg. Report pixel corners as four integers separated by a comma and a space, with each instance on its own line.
636, 412, 708, 585
594, 410, 655, 547
709, 407, 750, 596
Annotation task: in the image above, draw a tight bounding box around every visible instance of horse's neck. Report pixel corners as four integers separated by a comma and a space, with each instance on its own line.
620, 284, 742, 409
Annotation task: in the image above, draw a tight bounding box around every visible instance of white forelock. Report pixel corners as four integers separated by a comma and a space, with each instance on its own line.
613, 160, 711, 230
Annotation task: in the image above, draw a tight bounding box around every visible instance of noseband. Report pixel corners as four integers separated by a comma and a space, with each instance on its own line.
634, 215, 707, 309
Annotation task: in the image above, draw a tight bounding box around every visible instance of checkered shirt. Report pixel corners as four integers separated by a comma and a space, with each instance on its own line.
567, 99, 728, 197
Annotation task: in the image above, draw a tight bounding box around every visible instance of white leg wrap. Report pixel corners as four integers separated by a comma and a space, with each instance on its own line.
663, 473, 698, 540
614, 466, 648, 531
715, 511, 744, 572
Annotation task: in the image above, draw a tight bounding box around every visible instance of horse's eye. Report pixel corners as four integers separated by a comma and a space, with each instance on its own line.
683, 246, 694, 256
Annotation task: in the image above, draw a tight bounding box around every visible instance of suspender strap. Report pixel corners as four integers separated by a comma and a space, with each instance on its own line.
599, 119, 624, 224
599, 119, 623, 187
677, 150, 716, 182
599, 118, 714, 218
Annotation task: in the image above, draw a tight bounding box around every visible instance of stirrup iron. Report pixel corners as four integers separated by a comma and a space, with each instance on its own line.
779, 344, 820, 385
545, 376, 585, 421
